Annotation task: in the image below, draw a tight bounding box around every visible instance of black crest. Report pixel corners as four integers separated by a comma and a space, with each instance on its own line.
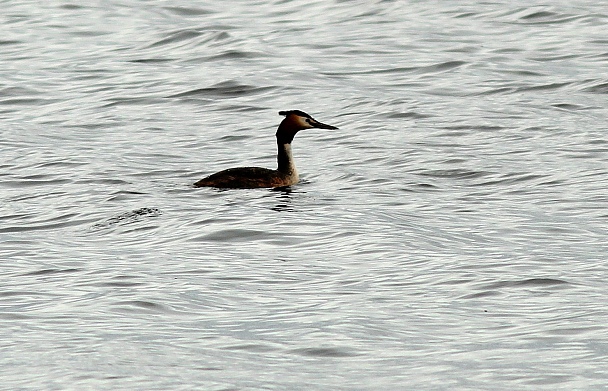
278, 110, 312, 119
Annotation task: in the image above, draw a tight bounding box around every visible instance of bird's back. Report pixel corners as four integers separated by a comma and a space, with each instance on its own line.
193, 167, 295, 189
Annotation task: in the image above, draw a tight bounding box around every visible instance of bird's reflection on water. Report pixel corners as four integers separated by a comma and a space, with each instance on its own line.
270, 186, 296, 212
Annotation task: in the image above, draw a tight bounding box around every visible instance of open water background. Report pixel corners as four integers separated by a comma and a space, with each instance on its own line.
2, 0, 608, 389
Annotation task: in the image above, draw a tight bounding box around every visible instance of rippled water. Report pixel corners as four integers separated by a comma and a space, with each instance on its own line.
2, 1, 608, 389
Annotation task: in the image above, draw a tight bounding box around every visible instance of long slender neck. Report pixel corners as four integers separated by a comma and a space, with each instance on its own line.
277, 141, 297, 175
276, 121, 298, 175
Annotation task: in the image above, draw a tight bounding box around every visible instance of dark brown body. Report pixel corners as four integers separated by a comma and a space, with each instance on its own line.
193, 167, 295, 189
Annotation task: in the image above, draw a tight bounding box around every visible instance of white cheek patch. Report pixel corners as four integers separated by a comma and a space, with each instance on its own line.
296, 116, 314, 129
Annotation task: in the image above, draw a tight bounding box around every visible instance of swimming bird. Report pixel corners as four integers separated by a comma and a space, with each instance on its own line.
194, 110, 338, 189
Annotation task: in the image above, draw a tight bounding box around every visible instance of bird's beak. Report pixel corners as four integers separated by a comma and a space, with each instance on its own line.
310, 119, 338, 130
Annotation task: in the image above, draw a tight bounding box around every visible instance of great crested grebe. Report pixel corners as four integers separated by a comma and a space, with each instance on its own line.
194, 110, 338, 189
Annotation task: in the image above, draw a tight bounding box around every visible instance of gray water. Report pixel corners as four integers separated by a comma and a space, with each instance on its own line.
2, 1, 608, 389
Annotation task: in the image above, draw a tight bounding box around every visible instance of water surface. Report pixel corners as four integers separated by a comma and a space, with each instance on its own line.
2, 1, 608, 389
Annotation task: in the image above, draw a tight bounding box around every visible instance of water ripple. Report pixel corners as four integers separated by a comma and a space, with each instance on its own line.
91, 208, 162, 230
289, 347, 361, 358
147, 29, 230, 49
168, 81, 276, 99
515, 10, 587, 25
162, 6, 214, 17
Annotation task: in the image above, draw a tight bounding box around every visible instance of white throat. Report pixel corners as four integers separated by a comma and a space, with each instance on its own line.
278, 143, 299, 181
